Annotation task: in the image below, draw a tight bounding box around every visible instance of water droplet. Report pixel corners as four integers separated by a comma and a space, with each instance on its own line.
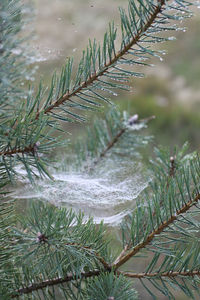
11, 48, 22, 55
73, 48, 77, 53
25, 75, 35, 82
168, 36, 176, 41
160, 57, 163, 61
48, 49, 52, 54
57, 17, 62, 21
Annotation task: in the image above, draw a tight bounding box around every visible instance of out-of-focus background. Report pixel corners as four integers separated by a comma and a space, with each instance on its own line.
27, 1, 200, 299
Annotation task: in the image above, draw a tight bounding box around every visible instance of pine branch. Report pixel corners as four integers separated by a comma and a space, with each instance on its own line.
86, 272, 138, 300
119, 270, 200, 279
113, 145, 194, 266
91, 127, 126, 167
0, 144, 36, 156
0, 0, 193, 184
89, 115, 155, 169
33, 0, 185, 124
1, 0, 199, 299
0, 200, 17, 298
10, 202, 111, 297
113, 193, 200, 269
72, 107, 153, 171
35, 231, 111, 271
12, 270, 139, 299
0, 0, 33, 108
35, 1, 163, 119
11, 268, 200, 297
10, 185, 200, 297
11, 270, 101, 298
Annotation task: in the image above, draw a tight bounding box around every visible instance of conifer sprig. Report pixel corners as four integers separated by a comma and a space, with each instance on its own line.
113, 152, 200, 298
1, 0, 200, 299
119, 270, 200, 279
72, 108, 153, 170
0, 200, 16, 299
33, 0, 192, 123
113, 192, 200, 269
0, 0, 34, 108
8, 150, 200, 299
0, 0, 193, 183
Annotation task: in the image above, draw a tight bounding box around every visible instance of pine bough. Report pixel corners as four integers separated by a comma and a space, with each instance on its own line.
0, 0, 200, 299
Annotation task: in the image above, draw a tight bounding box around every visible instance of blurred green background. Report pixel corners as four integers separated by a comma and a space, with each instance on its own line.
30, 1, 200, 299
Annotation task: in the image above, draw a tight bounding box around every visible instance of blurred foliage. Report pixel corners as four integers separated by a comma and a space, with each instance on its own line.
117, 79, 200, 150
168, 17, 200, 88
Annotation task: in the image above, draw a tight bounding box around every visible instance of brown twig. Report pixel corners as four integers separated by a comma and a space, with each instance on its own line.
112, 193, 200, 269
118, 270, 200, 279
11, 270, 101, 298
0, 145, 35, 157
88, 128, 126, 170
11, 269, 200, 298
113, 244, 131, 266
87, 115, 155, 171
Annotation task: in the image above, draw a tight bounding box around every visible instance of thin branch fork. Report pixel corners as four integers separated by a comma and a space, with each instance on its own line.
11, 269, 200, 298
96, 115, 155, 162
38, 236, 111, 271
87, 115, 155, 171
35, 1, 165, 120
86, 128, 126, 171
112, 193, 200, 269
65, 244, 111, 270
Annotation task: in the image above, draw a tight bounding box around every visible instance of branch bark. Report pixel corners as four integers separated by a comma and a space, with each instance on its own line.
87, 115, 155, 170
11, 270, 101, 298
0, 145, 35, 157
119, 270, 200, 279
